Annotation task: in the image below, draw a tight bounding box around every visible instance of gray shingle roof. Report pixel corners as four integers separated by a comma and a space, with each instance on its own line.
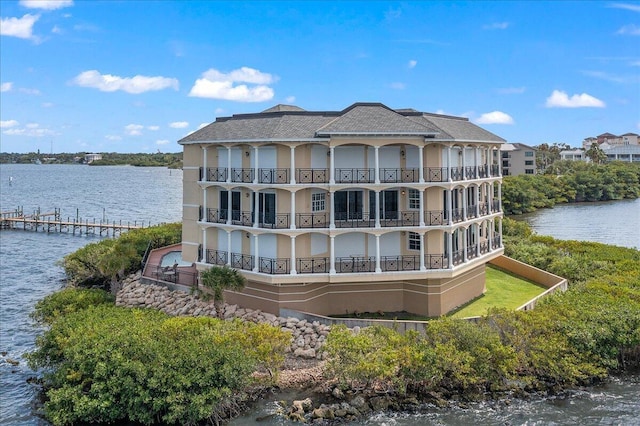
179, 102, 505, 144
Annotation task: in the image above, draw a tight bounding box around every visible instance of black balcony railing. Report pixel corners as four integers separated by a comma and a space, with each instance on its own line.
491, 164, 500, 176
296, 168, 329, 183
296, 212, 328, 228
425, 254, 446, 269
424, 210, 445, 226
451, 208, 464, 223
206, 249, 228, 266
381, 255, 420, 271
206, 208, 228, 224
425, 167, 447, 182
492, 200, 501, 213
452, 249, 464, 265
231, 253, 254, 271
258, 213, 289, 229
465, 166, 477, 180
336, 256, 376, 273
479, 240, 490, 254
479, 202, 489, 216
380, 211, 420, 227
478, 165, 489, 178
297, 257, 329, 274
492, 234, 502, 249
380, 168, 419, 183
206, 167, 227, 182
467, 204, 478, 219
334, 212, 375, 228
231, 168, 254, 183
259, 257, 290, 274
258, 168, 288, 184
450, 167, 464, 181
335, 168, 375, 183
232, 211, 254, 226
467, 244, 478, 259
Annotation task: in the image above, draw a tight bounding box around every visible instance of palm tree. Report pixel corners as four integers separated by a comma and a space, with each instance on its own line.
199, 265, 246, 319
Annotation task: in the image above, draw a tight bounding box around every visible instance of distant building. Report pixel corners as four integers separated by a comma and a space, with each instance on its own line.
583, 132, 639, 149
84, 153, 103, 163
603, 145, 640, 163
560, 149, 586, 161
500, 143, 536, 176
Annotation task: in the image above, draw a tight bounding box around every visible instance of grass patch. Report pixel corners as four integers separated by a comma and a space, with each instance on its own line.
449, 265, 547, 318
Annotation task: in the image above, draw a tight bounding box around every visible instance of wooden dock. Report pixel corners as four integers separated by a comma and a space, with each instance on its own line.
1, 207, 148, 237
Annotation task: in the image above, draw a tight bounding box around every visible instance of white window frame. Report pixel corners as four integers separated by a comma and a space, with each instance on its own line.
408, 189, 420, 210
311, 192, 326, 212
408, 232, 420, 251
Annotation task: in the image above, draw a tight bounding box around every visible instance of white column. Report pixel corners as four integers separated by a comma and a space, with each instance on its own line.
290, 146, 296, 184
202, 227, 207, 263
375, 235, 381, 273
447, 146, 452, 182
226, 146, 232, 183
447, 231, 453, 268
290, 191, 296, 229
419, 233, 426, 271
499, 218, 503, 247
329, 191, 335, 229
253, 234, 259, 272
497, 183, 502, 211
475, 224, 480, 256
418, 146, 424, 183
462, 188, 467, 221
202, 186, 207, 222
226, 231, 231, 266
419, 190, 425, 226
375, 190, 380, 227
329, 146, 335, 184
488, 219, 493, 250
202, 145, 208, 181
462, 229, 468, 261
254, 191, 259, 227
489, 182, 494, 213
253, 146, 259, 184
475, 147, 480, 178
447, 189, 453, 225
374, 146, 380, 184
461, 147, 466, 180
329, 235, 336, 274
290, 236, 297, 274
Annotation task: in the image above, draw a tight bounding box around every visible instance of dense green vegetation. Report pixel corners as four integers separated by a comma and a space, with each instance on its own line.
0, 152, 182, 168
27, 290, 290, 425
324, 219, 640, 398
63, 222, 181, 290
502, 161, 640, 215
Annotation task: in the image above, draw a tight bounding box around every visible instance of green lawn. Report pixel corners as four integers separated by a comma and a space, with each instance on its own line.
449, 266, 547, 318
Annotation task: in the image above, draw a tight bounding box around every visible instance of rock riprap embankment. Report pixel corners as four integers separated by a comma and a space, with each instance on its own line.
115, 274, 330, 359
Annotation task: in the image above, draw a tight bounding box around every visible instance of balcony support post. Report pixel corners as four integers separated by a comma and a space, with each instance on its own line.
254, 190, 260, 227
461, 147, 466, 180
329, 236, 336, 274
374, 146, 380, 184
462, 229, 468, 262
253, 235, 259, 272
447, 231, 453, 268
329, 147, 335, 184
447, 146, 452, 182
418, 145, 424, 183
226, 231, 231, 266
419, 233, 426, 271
329, 191, 335, 229
447, 189, 453, 225
488, 218, 493, 249
226, 146, 232, 183
290, 191, 296, 229
227, 190, 232, 226
375, 190, 381, 228
253, 146, 259, 184
202, 145, 208, 181
290, 146, 296, 185
375, 235, 381, 273
290, 236, 297, 274
499, 218, 503, 247
202, 227, 207, 262
419, 190, 425, 227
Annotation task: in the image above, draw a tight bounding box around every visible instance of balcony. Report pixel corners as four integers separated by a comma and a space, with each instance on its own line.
297, 212, 329, 228
204, 209, 289, 229
297, 257, 329, 273
259, 257, 290, 274
203, 165, 498, 184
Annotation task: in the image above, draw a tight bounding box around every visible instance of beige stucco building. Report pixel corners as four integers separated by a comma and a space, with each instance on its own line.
178, 103, 506, 317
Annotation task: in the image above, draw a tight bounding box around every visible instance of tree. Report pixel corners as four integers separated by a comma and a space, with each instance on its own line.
585, 143, 607, 165
199, 265, 246, 318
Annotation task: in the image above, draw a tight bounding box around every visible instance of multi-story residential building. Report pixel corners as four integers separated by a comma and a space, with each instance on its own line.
178, 102, 505, 317
560, 149, 586, 161
500, 143, 537, 176
583, 132, 639, 149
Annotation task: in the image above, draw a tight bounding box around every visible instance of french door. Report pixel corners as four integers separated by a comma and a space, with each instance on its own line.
254, 192, 276, 225
334, 190, 363, 220
220, 190, 240, 221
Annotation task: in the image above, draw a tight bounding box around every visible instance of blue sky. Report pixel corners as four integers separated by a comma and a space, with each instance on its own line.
1, 0, 639, 153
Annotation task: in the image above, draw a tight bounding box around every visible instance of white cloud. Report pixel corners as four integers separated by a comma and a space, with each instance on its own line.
545, 90, 606, 108
631, 60, 640, 66
156, 139, 170, 145
214, 108, 224, 114
169, 121, 188, 129
582, 70, 639, 84
188, 67, 276, 102
147, 125, 159, 131
475, 111, 514, 124
483, 22, 509, 30
198, 122, 209, 129
1, 120, 20, 128
19, 87, 41, 95
41, 102, 54, 107
617, 24, 640, 35
105, 135, 121, 141
71, 70, 179, 94
3, 123, 55, 136
608, 3, 640, 12
124, 124, 144, 136
1, 82, 13, 92
408, 60, 417, 69
390, 82, 406, 90
20, 0, 73, 10
285, 96, 296, 103
0, 14, 39, 39
497, 87, 526, 94
51, 25, 62, 34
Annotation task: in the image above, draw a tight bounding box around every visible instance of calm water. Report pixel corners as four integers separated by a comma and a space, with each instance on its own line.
1, 164, 638, 425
